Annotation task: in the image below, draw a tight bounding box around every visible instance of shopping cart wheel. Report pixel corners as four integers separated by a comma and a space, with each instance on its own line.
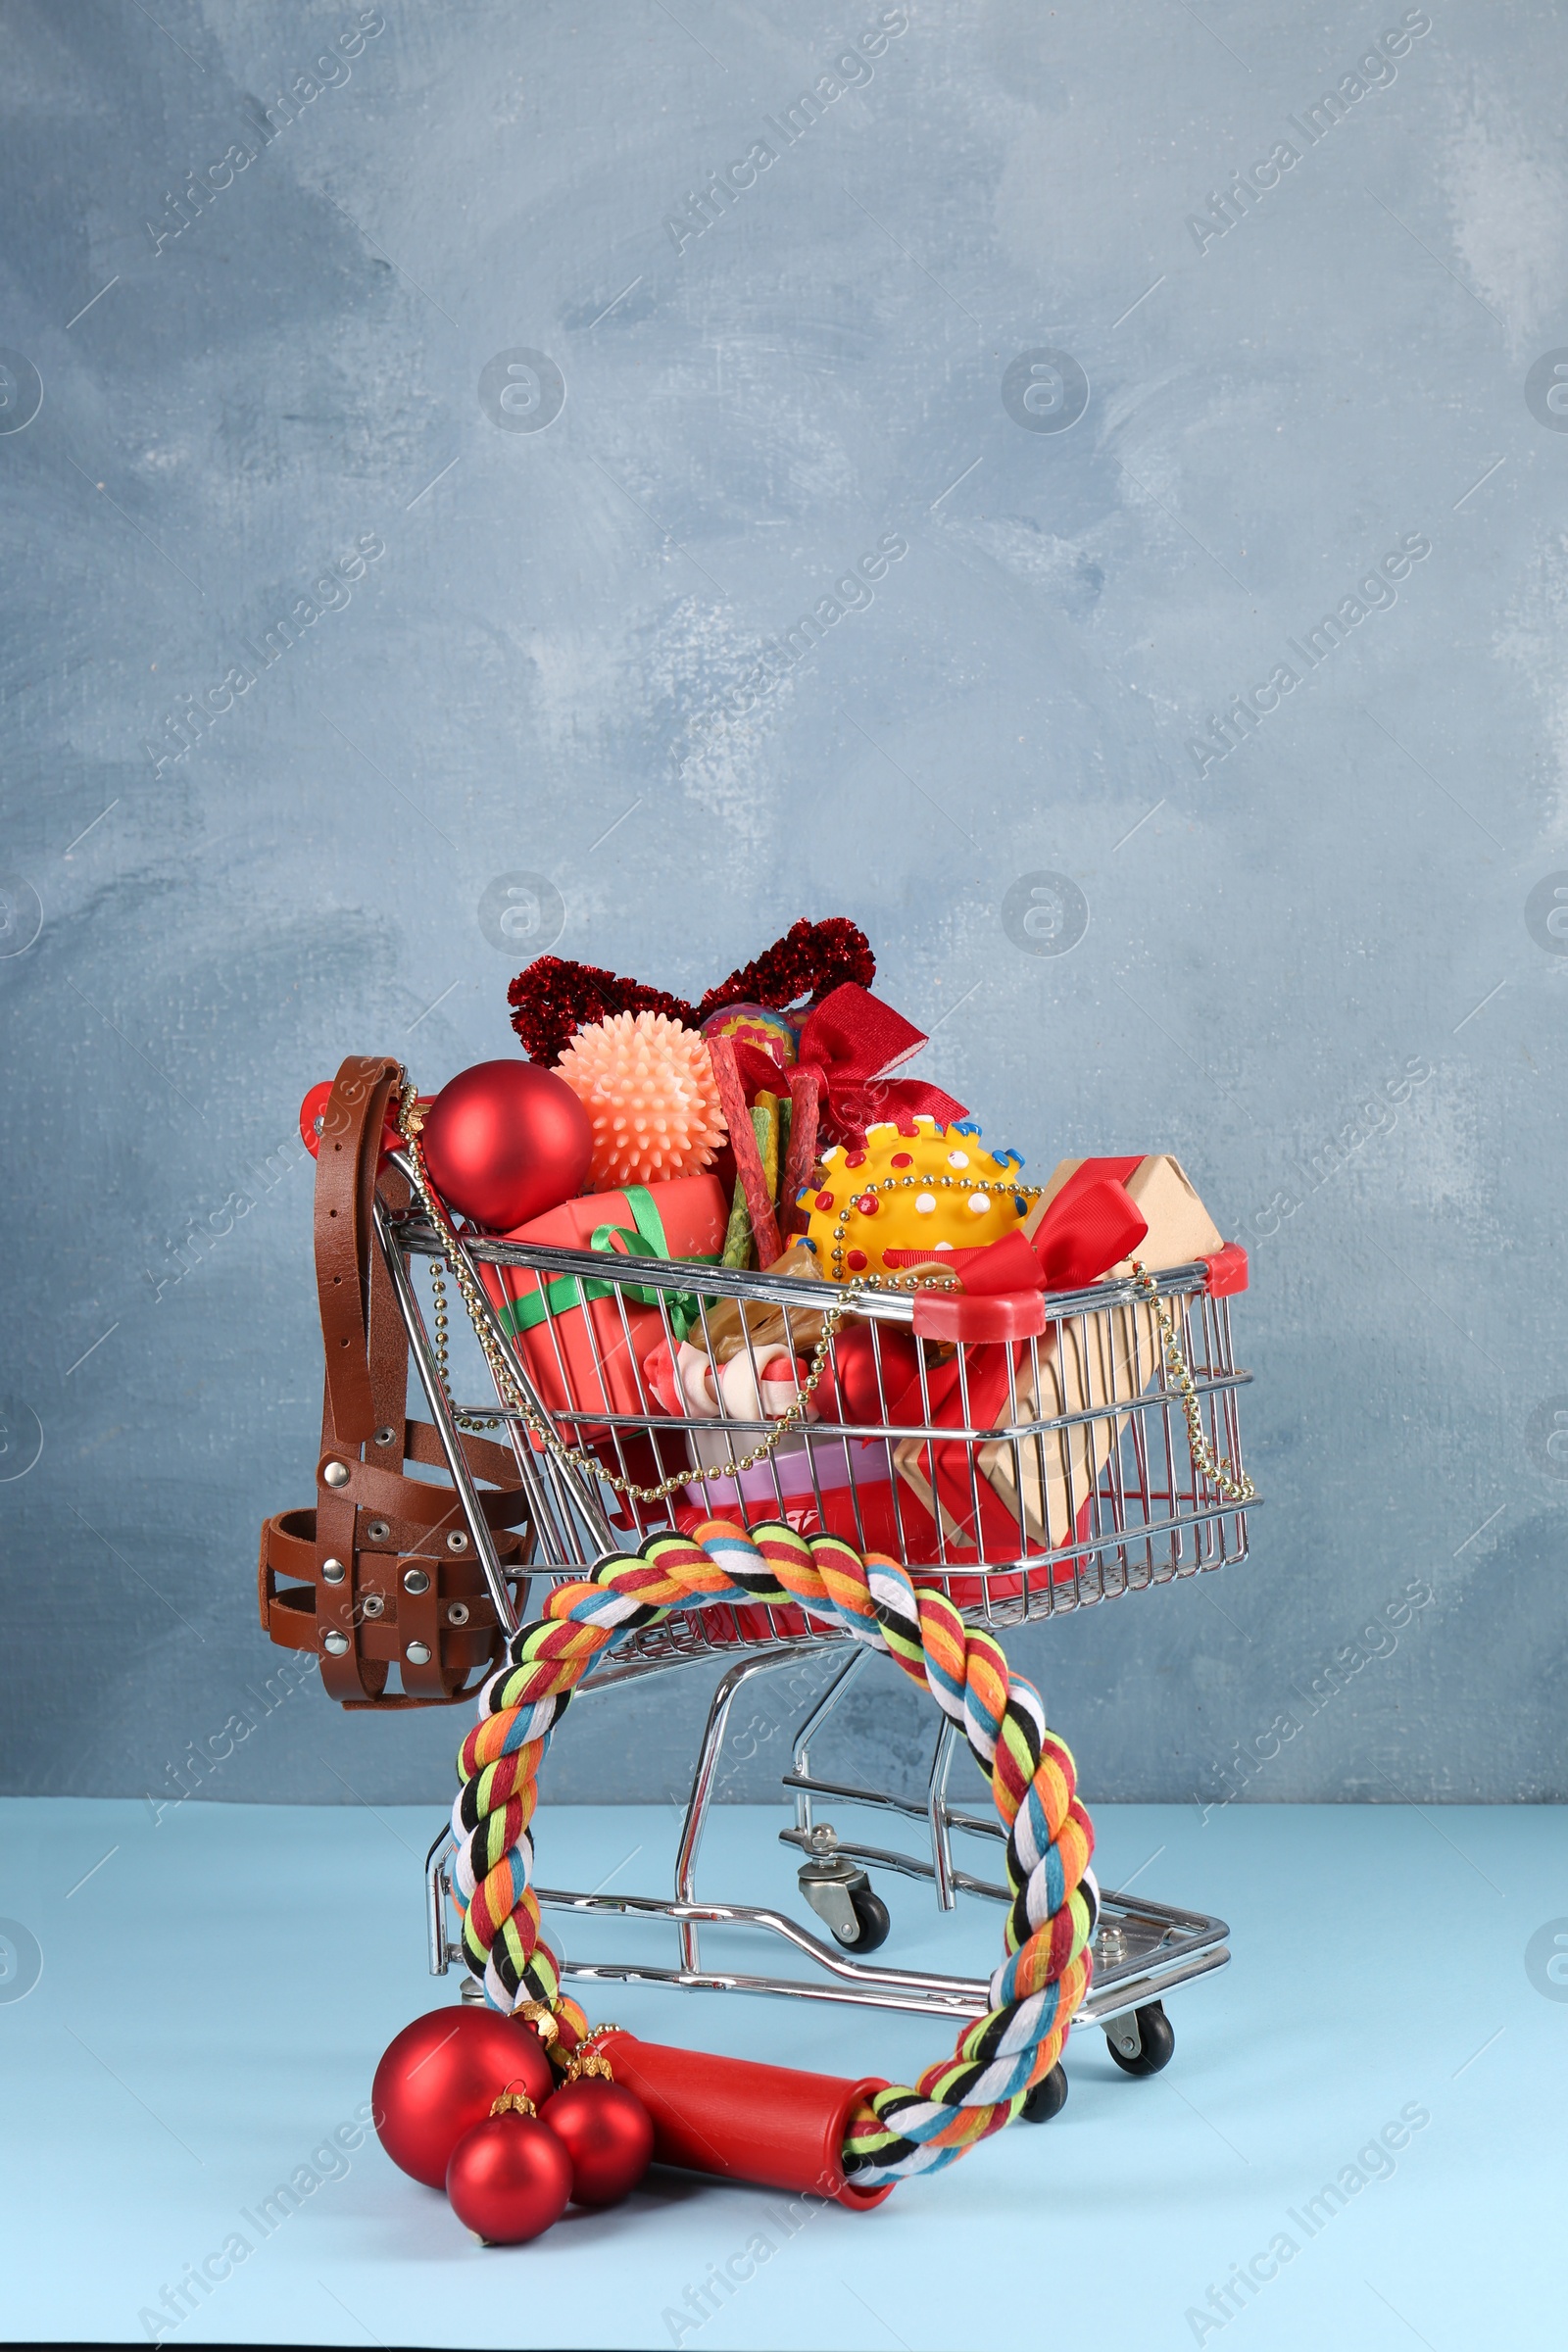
1019, 2063, 1068, 2124
831, 1886, 891, 1953
1102, 2001, 1174, 2078
798, 1838, 891, 1951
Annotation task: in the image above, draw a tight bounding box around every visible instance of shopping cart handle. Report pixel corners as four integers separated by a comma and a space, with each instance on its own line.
1203, 1243, 1250, 1297
910, 1289, 1050, 1344
911, 1246, 1250, 1337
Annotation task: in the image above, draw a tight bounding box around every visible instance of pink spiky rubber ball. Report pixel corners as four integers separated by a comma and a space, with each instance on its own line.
420, 1059, 593, 1231
555, 1010, 727, 1191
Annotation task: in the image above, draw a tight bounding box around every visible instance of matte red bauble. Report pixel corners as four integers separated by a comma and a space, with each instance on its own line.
814, 1322, 922, 1425
420, 1059, 592, 1232
541, 2077, 654, 2207
371, 2008, 555, 2189
446, 2108, 573, 2244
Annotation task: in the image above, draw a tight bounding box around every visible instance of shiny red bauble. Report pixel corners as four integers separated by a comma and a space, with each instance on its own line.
420, 1059, 592, 1232
446, 2108, 573, 2244
542, 2077, 654, 2207
371, 2008, 556, 2189
814, 1321, 922, 1424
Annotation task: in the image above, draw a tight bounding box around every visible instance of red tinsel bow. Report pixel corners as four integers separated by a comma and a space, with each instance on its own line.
750, 983, 967, 1148
888, 1161, 1150, 1294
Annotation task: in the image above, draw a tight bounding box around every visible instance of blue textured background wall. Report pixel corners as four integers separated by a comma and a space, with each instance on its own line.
2, 0, 1563, 1818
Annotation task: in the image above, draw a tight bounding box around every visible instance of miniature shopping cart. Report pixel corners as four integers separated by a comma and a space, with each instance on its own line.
366, 1143, 1257, 2110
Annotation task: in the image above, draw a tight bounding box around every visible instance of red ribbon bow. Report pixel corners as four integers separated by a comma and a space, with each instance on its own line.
888, 1159, 1149, 1302
891, 1159, 1147, 1407
963, 1161, 1148, 1294
729, 983, 967, 1148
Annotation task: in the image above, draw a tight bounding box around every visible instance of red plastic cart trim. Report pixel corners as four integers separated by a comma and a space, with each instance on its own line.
1202, 1243, 1249, 1297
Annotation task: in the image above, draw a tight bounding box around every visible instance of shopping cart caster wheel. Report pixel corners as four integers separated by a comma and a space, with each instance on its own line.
799, 1838, 891, 1951
1020, 2063, 1068, 2124
831, 1887, 891, 1952
1103, 2001, 1174, 2078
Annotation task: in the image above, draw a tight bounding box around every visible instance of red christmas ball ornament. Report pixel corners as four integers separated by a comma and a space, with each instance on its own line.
419, 1059, 592, 1232
542, 2075, 654, 2207
446, 2092, 573, 2244
814, 1322, 922, 1424
371, 2007, 556, 2190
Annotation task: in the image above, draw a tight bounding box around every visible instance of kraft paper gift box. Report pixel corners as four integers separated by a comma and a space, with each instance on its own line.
476, 1175, 729, 1430
892, 1154, 1224, 1562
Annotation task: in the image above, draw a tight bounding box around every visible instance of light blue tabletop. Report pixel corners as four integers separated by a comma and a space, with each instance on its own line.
2, 1793, 1561, 2349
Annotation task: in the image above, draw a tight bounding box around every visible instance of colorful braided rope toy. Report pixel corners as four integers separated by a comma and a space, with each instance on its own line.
451, 1519, 1097, 2186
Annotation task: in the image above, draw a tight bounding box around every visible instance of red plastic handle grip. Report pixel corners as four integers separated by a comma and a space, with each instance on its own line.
299, 1080, 425, 1168
1202, 1243, 1250, 1298
597, 2032, 894, 2210
910, 1289, 1049, 1344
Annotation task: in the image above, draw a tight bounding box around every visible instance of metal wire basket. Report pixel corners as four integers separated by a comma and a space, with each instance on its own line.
381, 1161, 1255, 1647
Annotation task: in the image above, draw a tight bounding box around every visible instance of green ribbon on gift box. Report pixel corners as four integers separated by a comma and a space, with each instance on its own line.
497, 1184, 718, 1347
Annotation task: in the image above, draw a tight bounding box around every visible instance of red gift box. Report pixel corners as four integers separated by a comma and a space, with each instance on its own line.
477, 1176, 728, 1430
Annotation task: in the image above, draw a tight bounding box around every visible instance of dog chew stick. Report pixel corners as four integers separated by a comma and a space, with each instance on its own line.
595, 2032, 894, 2210
720, 1170, 755, 1268
706, 1035, 780, 1265
781, 1066, 820, 1238
754, 1092, 780, 1208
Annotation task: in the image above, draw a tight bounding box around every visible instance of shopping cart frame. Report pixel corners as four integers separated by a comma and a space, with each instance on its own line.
379, 1152, 1254, 2083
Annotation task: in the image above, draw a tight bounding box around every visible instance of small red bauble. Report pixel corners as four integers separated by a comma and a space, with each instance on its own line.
542, 2077, 654, 2207
371, 2008, 555, 2189
446, 2105, 573, 2244
815, 1322, 921, 1424
420, 1059, 592, 1232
